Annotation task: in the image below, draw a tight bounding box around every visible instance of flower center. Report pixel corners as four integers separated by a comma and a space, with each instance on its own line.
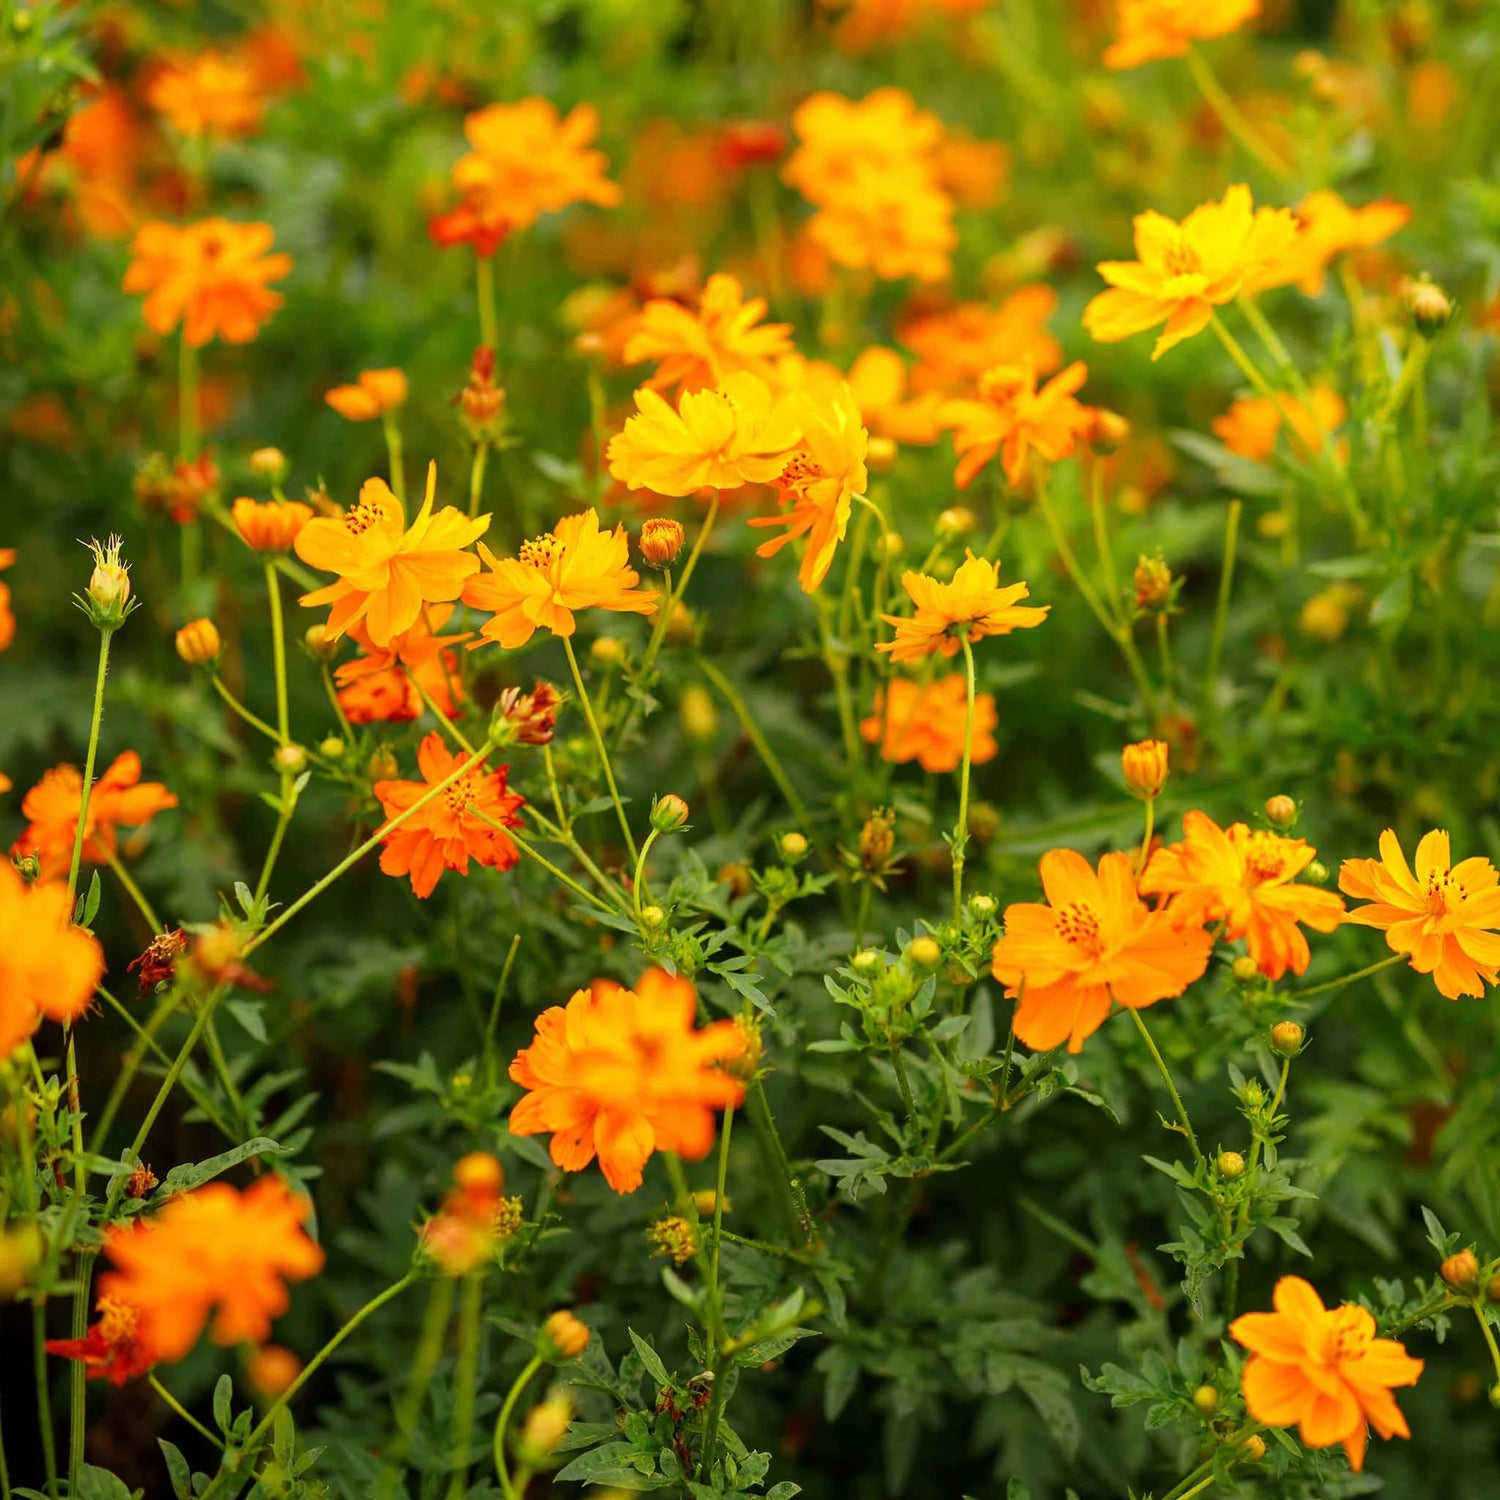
1424, 868, 1465, 916
1163, 241, 1201, 276
1057, 900, 1104, 958
98, 1297, 139, 1345
520, 532, 563, 571
444, 772, 480, 815
1326, 1306, 1372, 1364
344, 492, 384, 534
778, 453, 824, 493
1243, 832, 1291, 885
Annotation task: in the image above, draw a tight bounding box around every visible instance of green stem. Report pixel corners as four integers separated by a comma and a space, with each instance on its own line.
747, 1076, 813, 1247
492, 1353, 544, 1500
1184, 45, 1294, 180
150, 1375, 224, 1448
264, 562, 290, 745
477, 253, 498, 352
468, 440, 490, 521
1201, 499, 1242, 746
632, 827, 662, 923
211, 674, 281, 742
697, 659, 810, 824
951, 636, 977, 918
105, 852, 162, 934
564, 637, 638, 862
640, 492, 719, 680
66, 628, 113, 904
1293, 953, 1402, 999
1128, 1006, 1202, 1168
89, 991, 178, 1151
382, 413, 406, 505
447, 1271, 486, 1500
33, 1303, 58, 1498
502, 820, 616, 913
482, 933, 522, 1088
378, 1275, 455, 1499
1137, 796, 1156, 877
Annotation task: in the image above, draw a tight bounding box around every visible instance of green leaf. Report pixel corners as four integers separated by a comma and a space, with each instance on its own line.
81, 870, 102, 929
159, 1138, 287, 1197
73, 1467, 136, 1500
628, 1329, 673, 1391
158, 1441, 193, 1499
212, 1373, 234, 1434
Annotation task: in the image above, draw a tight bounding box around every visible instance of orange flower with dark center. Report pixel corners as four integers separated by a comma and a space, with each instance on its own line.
0, 861, 104, 1060
1083, 186, 1300, 359
939, 358, 1093, 488
1103, 0, 1261, 70
463, 508, 656, 650
373, 733, 524, 898
1339, 829, 1500, 999
325, 368, 409, 421
335, 605, 468, 725
123, 219, 292, 346
991, 848, 1213, 1052
295, 464, 488, 647
14, 750, 177, 882
97, 1178, 324, 1363
860, 674, 998, 773
508, 969, 745, 1193
45, 1295, 159, 1385
747, 386, 868, 593
145, 51, 265, 139
1141, 810, 1345, 980
878, 552, 1048, 663
624, 273, 794, 395
232, 497, 314, 553
1230, 1276, 1423, 1471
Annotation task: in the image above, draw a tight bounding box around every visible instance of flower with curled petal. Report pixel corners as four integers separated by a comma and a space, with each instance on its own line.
877, 553, 1048, 663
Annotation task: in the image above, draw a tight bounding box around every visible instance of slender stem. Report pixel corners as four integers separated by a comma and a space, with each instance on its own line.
33, 1303, 57, 1497
382, 414, 406, 505
951, 636, 977, 918
563, 637, 638, 862
697, 659, 810, 824
494, 819, 614, 913
413, 670, 475, 754
321, 665, 351, 735
211, 674, 281, 742
1184, 44, 1294, 180
90, 991, 177, 1151
263, 563, 290, 745
447, 1271, 486, 1500
1236, 295, 1313, 401
640, 492, 719, 680
178, 333, 200, 461
150, 1375, 223, 1448
67, 629, 113, 904
632, 828, 662, 924
1137, 796, 1156, 876
1201, 499, 1242, 746
378, 1275, 455, 1499
492, 1353, 544, 1500
889, 1045, 918, 1127
709, 1106, 733, 1301
476, 254, 498, 351
1293, 953, 1402, 999
200, 1273, 417, 1499
483, 933, 522, 1087
105, 852, 161, 934
468, 440, 490, 521
1128, 1006, 1202, 1168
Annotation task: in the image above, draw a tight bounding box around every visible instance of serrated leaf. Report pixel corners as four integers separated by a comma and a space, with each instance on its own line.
628, 1330, 673, 1391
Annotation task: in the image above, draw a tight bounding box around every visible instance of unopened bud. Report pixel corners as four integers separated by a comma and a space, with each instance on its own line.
368, 747, 399, 781
777, 831, 809, 862
175, 617, 221, 667
272, 743, 308, 776
1264, 794, 1297, 828
680, 685, 718, 743
877, 530, 905, 560
1133, 554, 1173, 612
1303, 860, 1329, 885
539, 1310, 590, 1360
318, 735, 346, 759
1240, 1435, 1266, 1462
1191, 1385, 1219, 1415
304, 623, 337, 661
851, 948, 882, 975
1270, 1020, 1305, 1056
518, 1392, 573, 1464
1232, 955, 1261, 983
1217, 1150, 1246, 1179
640, 904, 666, 930
246, 1344, 302, 1399
1442, 1249, 1480, 1291
936, 506, 976, 541
1121, 739, 1169, 799
248, 447, 287, 482
1088, 408, 1131, 451
651, 794, 690, 834
858, 809, 896, 871
640, 518, 685, 569
666, 602, 695, 645
968, 893, 997, 918
866, 435, 898, 474
589, 636, 626, 668
82, 535, 133, 628
1403, 276, 1453, 337
907, 936, 942, 969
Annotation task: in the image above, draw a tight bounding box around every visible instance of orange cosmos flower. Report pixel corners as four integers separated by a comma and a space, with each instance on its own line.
1140, 810, 1345, 980
991, 848, 1214, 1053
97, 1178, 324, 1364
295, 464, 488, 647
1212, 385, 1346, 463
46, 1295, 159, 1385
372, 733, 523, 899
1257, 190, 1412, 297
1230, 1276, 1422, 1471
232, 497, 313, 553
0, 861, 105, 1060
123, 219, 292, 347
508, 968, 745, 1193
844, 347, 943, 445
783, 88, 944, 205
0, 547, 15, 651
939, 358, 1093, 488
438, 98, 621, 249
324, 368, 409, 422
463, 509, 655, 650
898, 286, 1063, 393
1338, 829, 1500, 999
14, 750, 177, 883
1103, 0, 1261, 70
1083, 185, 1300, 359
606, 372, 802, 497
145, 51, 265, 139
624, 272, 794, 395
860, 674, 998, 773
808, 160, 957, 285
747, 386, 869, 593
878, 552, 1048, 663
336, 605, 468, 725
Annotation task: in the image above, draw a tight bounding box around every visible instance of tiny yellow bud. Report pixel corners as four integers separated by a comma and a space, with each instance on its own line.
318, 735, 346, 759
1121, 739, 1169, 799
539, 1310, 590, 1360
1240, 1435, 1266, 1462
866, 435, 898, 473
1217, 1150, 1246, 1179
83, 535, 133, 628
1264, 794, 1297, 828
518, 1392, 573, 1464
175, 617, 221, 668
651, 794, 691, 834
1231, 955, 1261, 984
272, 743, 308, 776
907, 936, 942, 969
590, 636, 627, 668
877, 530, 905, 560
777, 831, 809, 862
304, 623, 337, 661
248, 446, 287, 481
680, 685, 718, 743
851, 948, 882, 975
640, 904, 667, 930
368, 747, 399, 782
1303, 860, 1329, 885
1403, 276, 1453, 336
1270, 1020, 1305, 1056
968, 893, 997, 918
936, 506, 976, 541
1133, 554, 1173, 612
1298, 589, 1349, 643
1442, 1249, 1480, 1291
1191, 1385, 1219, 1416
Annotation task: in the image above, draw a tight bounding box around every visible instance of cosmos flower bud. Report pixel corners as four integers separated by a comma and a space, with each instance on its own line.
1442, 1249, 1480, 1291
368, 747, 400, 782
651, 794, 690, 833
590, 636, 626, 668
876, 529, 905, 560
1303, 860, 1329, 885
1217, 1150, 1246, 1179
1264, 794, 1297, 828
494, 682, 562, 747
936, 506, 977, 541
248, 447, 287, 482
1232, 955, 1261, 983
851, 948, 883, 975
518, 1392, 573, 1465
539, 1310, 590, 1361
1121, 739, 1169, 799
866, 435, 898, 474
858, 809, 896, 872
1191, 1385, 1219, 1415
0, 1225, 42, 1297
666, 601, 696, 645
1270, 1020, 1305, 1056
318, 736, 346, 759
1133, 554, 1173, 613
777, 831, 809, 862
175, 617, 221, 668
906, 936, 942, 969
1240, 1436, 1266, 1462
272, 743, 308, 776
82, 536, 134, 629
1402, 276, 1453, 337
968, 893, 997, 918
647, 1215, 697, 1265
303, 623, 337, 661
640, 904, 666, 930
680, 685, 718, 743
1086, 407, 1131, 451
640, 517, 685, 569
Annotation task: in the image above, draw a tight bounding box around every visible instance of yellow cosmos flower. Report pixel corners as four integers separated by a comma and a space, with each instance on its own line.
295, 463, 488, 647
878, 552, 1048, 663
605, 372, 802, 497
1256, 190, 1412, 296
1083, 185, 1300, 359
